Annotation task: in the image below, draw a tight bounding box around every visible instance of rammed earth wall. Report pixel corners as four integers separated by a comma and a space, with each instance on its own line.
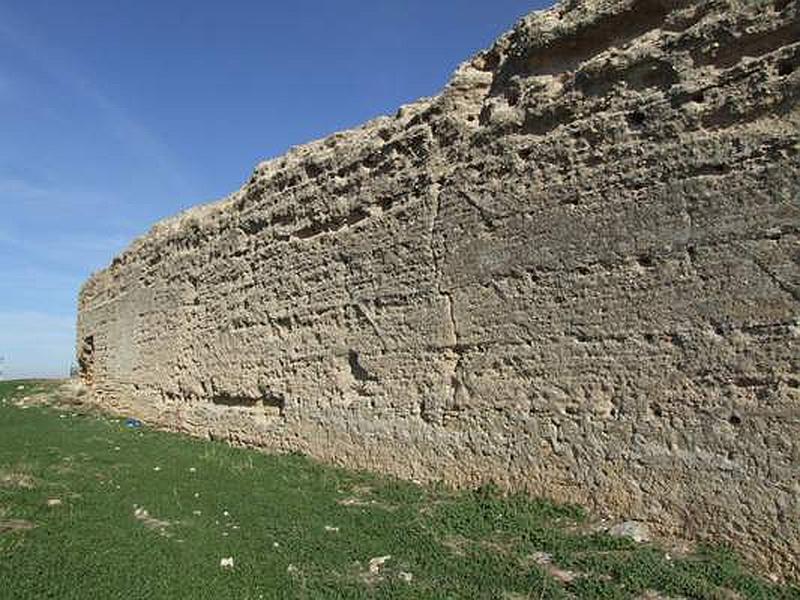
77, 0, 800, 579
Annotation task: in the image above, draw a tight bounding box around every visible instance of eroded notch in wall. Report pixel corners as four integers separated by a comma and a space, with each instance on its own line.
211, 391, 286, 418
78, 335, 95, 386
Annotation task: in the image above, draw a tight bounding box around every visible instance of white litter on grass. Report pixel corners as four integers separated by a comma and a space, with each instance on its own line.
153, 466, 161, 472
114, 447, 121, 451
273, 542, 280, 548
194, 493, 200, 498
368, 555, 391, 574
324, 525, 340, 533
398, 571, 414, 583
223, 510, 230, 516
16, 385, 24, 390
220, 557, 234, 569
192, 510, 202, 516
46, 498, 62, 507
189, 467, 196, 472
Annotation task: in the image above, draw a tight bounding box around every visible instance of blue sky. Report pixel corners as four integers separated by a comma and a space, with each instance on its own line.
0, 0, 546, 379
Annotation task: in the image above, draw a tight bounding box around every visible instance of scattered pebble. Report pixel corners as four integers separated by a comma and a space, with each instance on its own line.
219, 557, 234, 569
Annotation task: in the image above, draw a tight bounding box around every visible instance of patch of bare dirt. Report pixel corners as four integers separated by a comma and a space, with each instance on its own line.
522, 551, 581, 584
133, 506, 174, 537
441, 534, 471, 556
336, 485, 396, 511
337, 496, 377, 507
0, 519, 35, 534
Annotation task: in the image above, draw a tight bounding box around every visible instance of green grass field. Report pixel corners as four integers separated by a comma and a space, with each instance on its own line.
0, 380, 797, 599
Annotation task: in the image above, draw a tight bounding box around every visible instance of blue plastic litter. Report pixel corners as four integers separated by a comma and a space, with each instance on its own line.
124, 418, 142, 429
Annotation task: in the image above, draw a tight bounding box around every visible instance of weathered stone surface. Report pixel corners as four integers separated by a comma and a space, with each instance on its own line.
77, 0, 800, 579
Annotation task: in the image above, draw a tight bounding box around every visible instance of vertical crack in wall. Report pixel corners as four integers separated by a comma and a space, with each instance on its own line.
427, 182, 466, 415
428, 182, 460, 347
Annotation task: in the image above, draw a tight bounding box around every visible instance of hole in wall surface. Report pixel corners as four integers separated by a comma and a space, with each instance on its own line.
348, 350, 377, 382
627, 110, 647, 128
777, 59, 795, 77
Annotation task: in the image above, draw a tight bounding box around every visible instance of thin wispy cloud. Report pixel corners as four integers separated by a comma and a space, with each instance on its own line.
0, 72, 12, 99
0, 310, 75, 379
0, 177, 49, 198
0, 228, 131, 270
0, 176, 125, 215
0, 8, 195, 200
0, 175, 138, 277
